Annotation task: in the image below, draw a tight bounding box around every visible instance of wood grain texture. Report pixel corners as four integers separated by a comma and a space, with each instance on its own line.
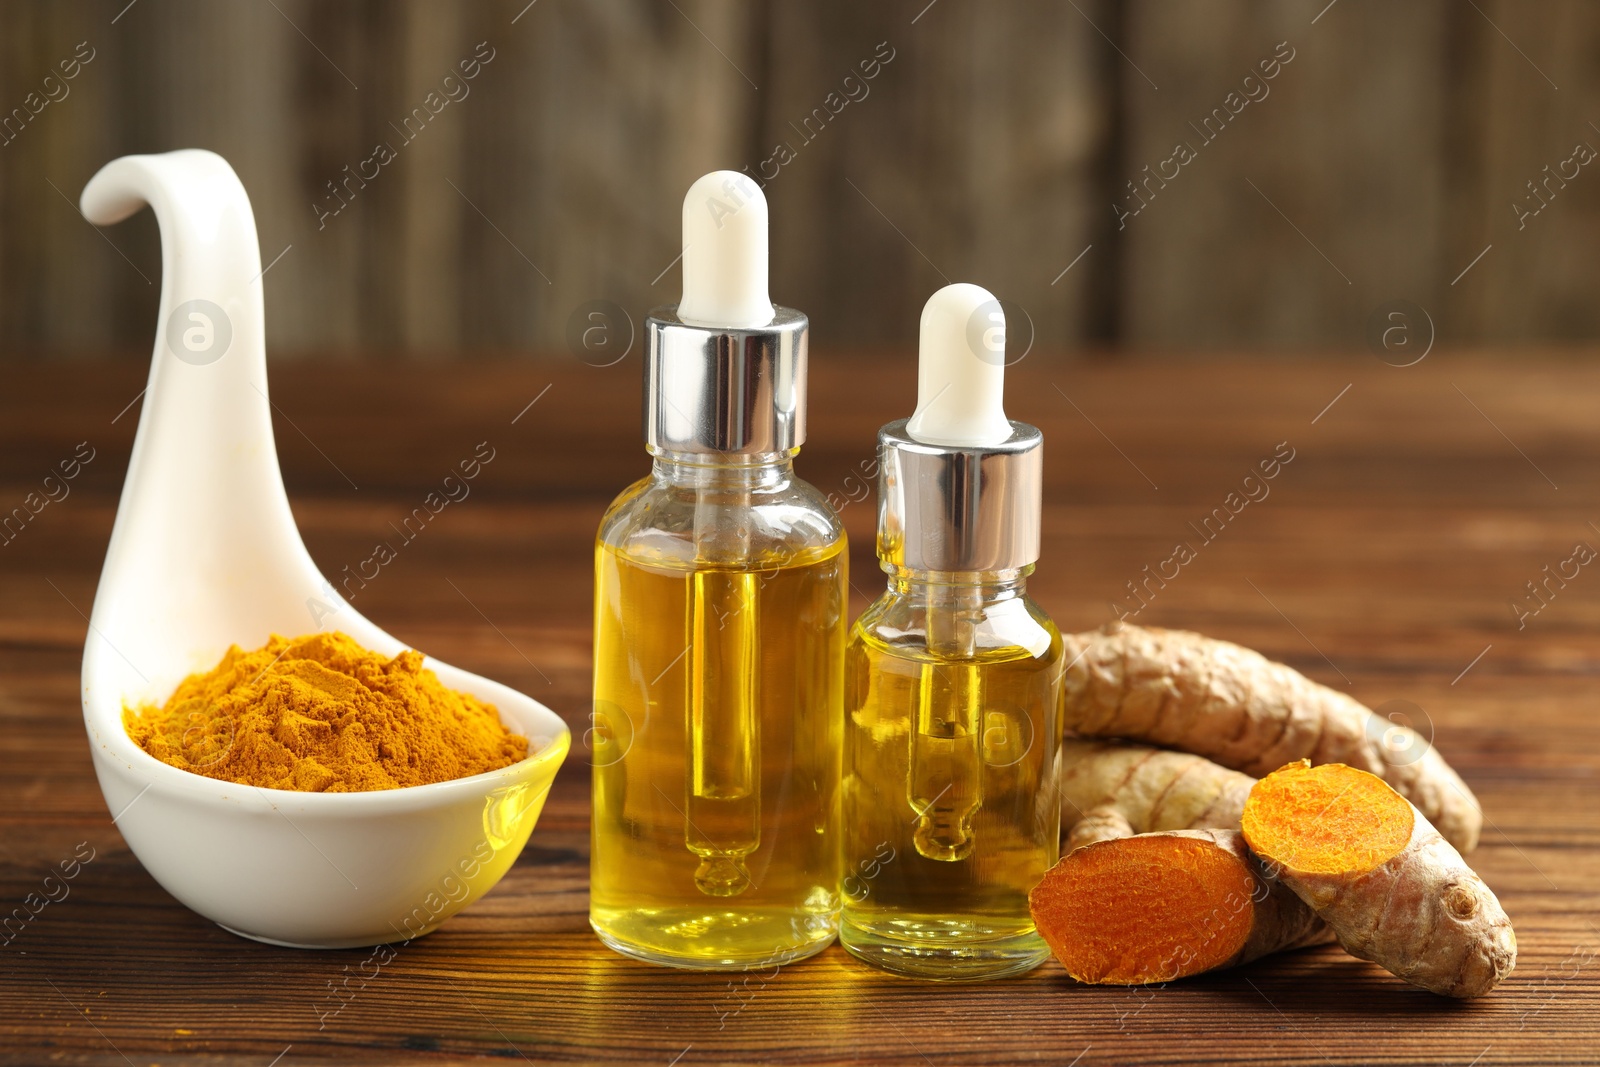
0, 353, 1596, 1065
7, 0, 1600, 355
1119, 1, 1450, 346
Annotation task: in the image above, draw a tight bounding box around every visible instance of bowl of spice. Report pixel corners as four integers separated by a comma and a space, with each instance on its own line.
92, 628, 568, 949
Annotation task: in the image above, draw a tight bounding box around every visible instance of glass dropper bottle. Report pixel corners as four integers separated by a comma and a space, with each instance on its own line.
589, 171, 847, 970
840, 283, 1063, 980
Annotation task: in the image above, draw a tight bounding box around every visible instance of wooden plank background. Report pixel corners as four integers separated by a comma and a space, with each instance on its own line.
3, 0, 1600, 357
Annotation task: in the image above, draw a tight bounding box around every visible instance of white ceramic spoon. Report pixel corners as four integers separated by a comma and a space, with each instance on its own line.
78, 149, 569, 949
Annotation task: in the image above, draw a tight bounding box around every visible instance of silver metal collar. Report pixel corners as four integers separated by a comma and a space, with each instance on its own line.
877, 418, 1043, 572
643, 306, 807, 455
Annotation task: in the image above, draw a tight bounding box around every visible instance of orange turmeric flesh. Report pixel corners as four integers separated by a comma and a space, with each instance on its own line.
1241, 761, 1413, 875
1030, 833, 1258, 984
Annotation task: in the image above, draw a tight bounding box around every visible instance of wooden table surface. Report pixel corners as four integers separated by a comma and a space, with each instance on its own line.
1, 352, 1596, 1066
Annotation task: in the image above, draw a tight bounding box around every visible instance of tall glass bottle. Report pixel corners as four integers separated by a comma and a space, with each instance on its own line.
840, 283, 1062, 980
589, 172, 846, 969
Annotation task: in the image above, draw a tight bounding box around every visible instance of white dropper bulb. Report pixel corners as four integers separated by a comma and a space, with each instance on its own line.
678, 170, 775, 329
905, 282, 1012, 447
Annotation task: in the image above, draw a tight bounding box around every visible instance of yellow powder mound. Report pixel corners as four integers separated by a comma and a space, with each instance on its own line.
124, 632, 529, 792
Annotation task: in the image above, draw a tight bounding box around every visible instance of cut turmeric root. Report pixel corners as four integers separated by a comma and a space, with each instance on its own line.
1060, 740, 1255, 850
1029, 829, 1330, 985
1061, 622, 1482, 852
1242, 761, 1515, 998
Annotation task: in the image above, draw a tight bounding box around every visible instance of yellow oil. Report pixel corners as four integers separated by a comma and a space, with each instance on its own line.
840, 621, 1061, 980
590, 538, 845, 969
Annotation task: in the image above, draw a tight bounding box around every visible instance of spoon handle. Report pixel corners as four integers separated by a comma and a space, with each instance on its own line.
80, 150, 311, 657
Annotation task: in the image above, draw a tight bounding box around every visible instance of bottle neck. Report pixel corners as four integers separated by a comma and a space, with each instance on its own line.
885, 564, 1031, 602
649, 448, 796, 491
884, 565, 1033, 657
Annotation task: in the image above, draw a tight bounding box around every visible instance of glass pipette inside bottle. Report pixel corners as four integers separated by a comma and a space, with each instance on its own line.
686, 516, 760, 895
911, 582, 984, 861
674, 172, 778, 896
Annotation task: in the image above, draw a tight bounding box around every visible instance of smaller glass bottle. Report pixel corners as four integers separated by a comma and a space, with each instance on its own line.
840, 283, 1063, 981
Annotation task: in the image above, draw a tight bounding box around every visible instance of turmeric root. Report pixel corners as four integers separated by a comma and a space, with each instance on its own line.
1061, 622, 1482, 852
1029, 829, 1331, 985
1241, 761, 1515, 998
1060, 740, 1255, 850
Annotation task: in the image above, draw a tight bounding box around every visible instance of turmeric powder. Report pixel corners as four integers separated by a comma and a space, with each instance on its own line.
124, 632, 528, 792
